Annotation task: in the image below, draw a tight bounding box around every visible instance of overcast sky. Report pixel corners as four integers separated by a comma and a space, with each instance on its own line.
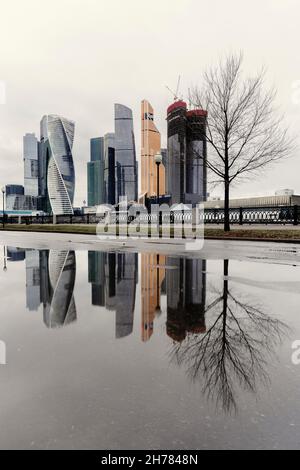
0, 0, 299, 205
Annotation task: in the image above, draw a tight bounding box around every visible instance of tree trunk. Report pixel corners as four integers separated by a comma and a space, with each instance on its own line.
224, 178, 230, 232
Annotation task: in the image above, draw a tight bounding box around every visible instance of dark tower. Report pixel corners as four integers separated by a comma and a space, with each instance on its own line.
166, 101, 207, 206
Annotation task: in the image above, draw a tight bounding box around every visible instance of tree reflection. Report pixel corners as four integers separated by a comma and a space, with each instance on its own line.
170, 260, 289, 413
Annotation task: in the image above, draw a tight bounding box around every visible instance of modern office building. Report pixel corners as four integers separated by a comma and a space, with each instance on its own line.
23, 133, 39, 196
104, 132, 115, 205
166, 101, 207, 206
166, 258, 206, 342
39, 115, 75, 215
140, 100, 165, 202
114, 104, 138, 204
87, 137, 105, 207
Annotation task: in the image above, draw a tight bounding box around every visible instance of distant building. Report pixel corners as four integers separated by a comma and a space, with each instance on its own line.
114, 104, 138, 204
275, 189, 294, 196
140, 100, 165, 202
166, 101, 207, 206
23, 133, 39, 196
204, 194, 300, 209
5, 184, 37, 211
87, 137, 105, 207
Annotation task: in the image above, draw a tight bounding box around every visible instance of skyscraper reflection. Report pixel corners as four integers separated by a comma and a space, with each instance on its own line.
43, 250, 77, 328
166, 258, 206, 342
22, 248, 207, 340
88, 251, 105, 306
25, 249, 40, 311
141, 253, 166, 341
88, 252, 138, 338
24, 249, 77, 328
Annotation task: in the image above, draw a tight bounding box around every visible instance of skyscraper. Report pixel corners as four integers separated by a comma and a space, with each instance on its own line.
87, 137, 105, 207
23, 133, 39, 196
140, 100, 165, 201
114, 104, 137, 204
166, 101, 207, 206
39, 115, 75, 215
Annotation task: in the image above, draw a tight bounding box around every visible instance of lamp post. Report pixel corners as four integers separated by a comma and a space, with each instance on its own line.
155, 253, 161, 315
1, 187, 5, 229
154, 153, 162, 236
3, 246, 7, 272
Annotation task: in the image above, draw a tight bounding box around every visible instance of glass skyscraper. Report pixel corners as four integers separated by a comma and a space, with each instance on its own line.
39, 115, 75, 215
114, 104, 138, 204
87, 137, 105, 207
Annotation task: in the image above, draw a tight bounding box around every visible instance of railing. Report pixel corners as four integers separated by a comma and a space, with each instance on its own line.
0, 205, 299, 226
204, 205, 300, 225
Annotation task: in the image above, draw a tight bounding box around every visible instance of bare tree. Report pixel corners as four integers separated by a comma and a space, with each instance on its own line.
190, 53, 294, 231
170, 260, 289, 413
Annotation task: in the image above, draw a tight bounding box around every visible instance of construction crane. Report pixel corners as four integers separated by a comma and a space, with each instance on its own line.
165, 75, 182, 102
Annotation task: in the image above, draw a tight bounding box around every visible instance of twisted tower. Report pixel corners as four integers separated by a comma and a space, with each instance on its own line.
40, 115, 75, 215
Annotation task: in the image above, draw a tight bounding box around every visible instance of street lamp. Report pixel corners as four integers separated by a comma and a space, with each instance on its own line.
154, 153, 162, 235
1, 186, 5, 229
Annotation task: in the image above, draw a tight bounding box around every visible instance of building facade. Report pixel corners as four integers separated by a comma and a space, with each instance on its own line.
140, 100, 165, 201
39, 115, 75, 215
23, 133, 39, 197
114, 104, 138, 204
166, 101, 207, 206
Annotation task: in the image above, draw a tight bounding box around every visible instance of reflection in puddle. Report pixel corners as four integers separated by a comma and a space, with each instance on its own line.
3, 247, 289, 415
